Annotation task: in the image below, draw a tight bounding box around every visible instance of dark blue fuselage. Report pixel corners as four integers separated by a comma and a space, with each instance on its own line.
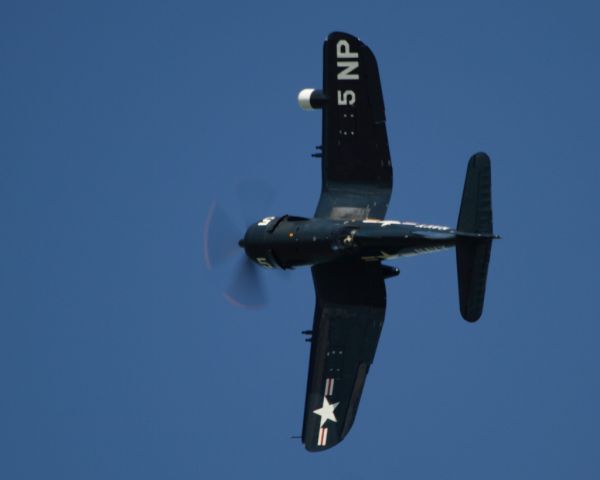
241, 215, 457, 270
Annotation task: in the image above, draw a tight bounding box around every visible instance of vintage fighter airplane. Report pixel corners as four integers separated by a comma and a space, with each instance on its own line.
205, 32, 498, 452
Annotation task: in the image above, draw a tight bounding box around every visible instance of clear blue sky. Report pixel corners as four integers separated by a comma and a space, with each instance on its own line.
2, 1, 599, 478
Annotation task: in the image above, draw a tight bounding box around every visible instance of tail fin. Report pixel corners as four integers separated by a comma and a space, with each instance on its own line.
456, 152, 495, 322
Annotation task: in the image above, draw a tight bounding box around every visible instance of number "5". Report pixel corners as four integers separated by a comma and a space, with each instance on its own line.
256, 257, 273, 268
337, 90, 356, 106
257, 216, 276, 226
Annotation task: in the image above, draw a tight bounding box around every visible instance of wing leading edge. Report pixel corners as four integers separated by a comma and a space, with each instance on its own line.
302, 260, 387, 451
315, 32, 393, 221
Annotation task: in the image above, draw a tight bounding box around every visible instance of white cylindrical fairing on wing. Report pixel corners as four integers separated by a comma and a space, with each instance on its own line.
298, 89, 326, 110
298, 88, 317, 110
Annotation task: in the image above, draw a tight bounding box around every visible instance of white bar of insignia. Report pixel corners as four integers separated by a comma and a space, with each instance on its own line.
318, 427, 328, 446
325, 378, 335, 396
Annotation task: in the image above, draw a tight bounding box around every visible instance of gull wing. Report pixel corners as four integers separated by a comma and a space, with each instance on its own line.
315, 32, 393, 221
302, 259, 386, 451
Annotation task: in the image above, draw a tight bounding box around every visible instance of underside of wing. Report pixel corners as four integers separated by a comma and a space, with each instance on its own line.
302, 260, 386, 451
315, 32, 393, 220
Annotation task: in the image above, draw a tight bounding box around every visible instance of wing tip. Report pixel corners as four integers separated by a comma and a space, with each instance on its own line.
327, 31, 360, 42
303, 432, 345, 452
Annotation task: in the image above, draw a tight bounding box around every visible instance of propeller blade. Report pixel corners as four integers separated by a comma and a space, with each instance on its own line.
203, 201, 242, 269
223, 256, 266, 308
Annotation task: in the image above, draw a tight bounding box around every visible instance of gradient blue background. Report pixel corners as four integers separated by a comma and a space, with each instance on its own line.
2, 1, 599, 478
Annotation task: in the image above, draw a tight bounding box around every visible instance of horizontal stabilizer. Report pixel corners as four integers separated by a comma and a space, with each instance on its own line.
456, 238, 492, 321
456, 152, 494, 322
457, 153, 492, 235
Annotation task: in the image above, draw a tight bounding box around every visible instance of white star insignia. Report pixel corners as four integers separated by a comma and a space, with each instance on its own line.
313, 396, 340, 427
